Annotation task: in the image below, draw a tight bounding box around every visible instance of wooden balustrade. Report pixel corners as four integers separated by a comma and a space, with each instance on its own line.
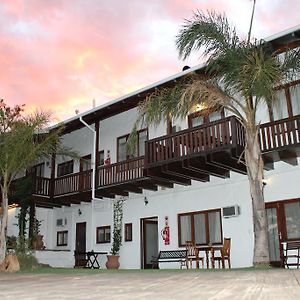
97, 156, 145, 187
54, 169, 92, 196
32, 176, 51, 196
145, 116, 244, 167
259, 115, 300, 152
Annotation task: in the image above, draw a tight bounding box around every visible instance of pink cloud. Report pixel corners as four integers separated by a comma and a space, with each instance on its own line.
0, 0, 299, 121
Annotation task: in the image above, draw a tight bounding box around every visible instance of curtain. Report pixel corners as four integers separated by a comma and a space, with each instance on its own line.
180, 215, 191, 244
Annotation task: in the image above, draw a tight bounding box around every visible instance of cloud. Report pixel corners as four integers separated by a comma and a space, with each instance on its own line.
0, 0, 299, 121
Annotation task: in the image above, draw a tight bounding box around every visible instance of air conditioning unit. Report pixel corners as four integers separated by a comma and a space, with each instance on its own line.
56, 218, 67, 227
222, 205, 240, 218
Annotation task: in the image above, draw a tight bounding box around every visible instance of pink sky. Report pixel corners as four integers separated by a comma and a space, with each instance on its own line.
1, 0, 299, 122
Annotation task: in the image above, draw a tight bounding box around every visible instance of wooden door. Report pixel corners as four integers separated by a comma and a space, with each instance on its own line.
75, 222, 86, 267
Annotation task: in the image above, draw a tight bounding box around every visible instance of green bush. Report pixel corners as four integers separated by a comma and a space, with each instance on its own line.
17, 253, 39, 271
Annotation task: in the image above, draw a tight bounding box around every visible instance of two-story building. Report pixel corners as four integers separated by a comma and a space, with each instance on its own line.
7, 24, 300, 269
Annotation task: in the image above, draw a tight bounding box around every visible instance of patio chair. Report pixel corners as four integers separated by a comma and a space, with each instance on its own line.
185, 241, 204, 269
211, 238, 231, 269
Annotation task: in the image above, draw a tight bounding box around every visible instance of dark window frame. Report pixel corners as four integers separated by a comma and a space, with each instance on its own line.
96, 226, 111, 244
57, 160, 74, 177
178, 208, 223, 247
188, 108, 225, 128
57, 230, 68, 246
117, 128, 148, 162
31, 162, 45, 177
98, 150, 105, 166
80, 154, 91, 172
124, 223, 133, 242
269, 80, 300, 122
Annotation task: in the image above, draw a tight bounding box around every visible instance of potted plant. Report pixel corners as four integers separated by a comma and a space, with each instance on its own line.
106, 198, 124, 269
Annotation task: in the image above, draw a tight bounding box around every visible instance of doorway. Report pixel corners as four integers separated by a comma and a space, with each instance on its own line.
140, 217, 159, 269
266, 198, 300, 267
75, 222, 86, 267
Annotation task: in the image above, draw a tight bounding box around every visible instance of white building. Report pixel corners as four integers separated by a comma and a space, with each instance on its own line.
7, 25, 300, 269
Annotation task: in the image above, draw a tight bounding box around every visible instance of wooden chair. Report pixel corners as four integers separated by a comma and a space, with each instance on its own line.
211, 238, 231, 269
185, 241, 204, 269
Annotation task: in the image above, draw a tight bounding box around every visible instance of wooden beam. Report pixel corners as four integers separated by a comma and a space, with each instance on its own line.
147, 167, 191, 186
121, 184, 143, 194
164, 163, 210, 182
184, 157, 230, 179
136, 180, 158, 191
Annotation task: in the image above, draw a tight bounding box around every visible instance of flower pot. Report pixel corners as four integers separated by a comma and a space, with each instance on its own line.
106, 255, 120, 269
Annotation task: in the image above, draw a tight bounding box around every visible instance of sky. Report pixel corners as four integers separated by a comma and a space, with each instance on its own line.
0, 0, 299, 122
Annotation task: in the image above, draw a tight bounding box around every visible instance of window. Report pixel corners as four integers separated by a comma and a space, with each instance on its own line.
284, 202, 300, 240
188, 109, 224, 128
80, 155, 91, 172
57, 160, 73, 177
270, 82, 300, 121
117, 129, 148, 161
98, 150, 104, 166
57, 231, 68, 246
96, 226, 111, 243
31, 163, 45, 177
124, 223, 133, 242
178, 209, 222, 247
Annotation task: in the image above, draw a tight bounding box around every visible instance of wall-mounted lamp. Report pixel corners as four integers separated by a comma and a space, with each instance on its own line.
144, 197, 149, 206
78, 209, 82, 216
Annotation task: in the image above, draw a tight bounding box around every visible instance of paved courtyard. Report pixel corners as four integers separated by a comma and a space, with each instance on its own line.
0, 269, 300, 299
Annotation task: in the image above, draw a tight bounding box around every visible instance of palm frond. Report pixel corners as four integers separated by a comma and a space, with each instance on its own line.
176, 10, 239, 60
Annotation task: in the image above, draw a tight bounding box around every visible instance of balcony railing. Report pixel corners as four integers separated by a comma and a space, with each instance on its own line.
145, 116, 245, 167
97, 156, 145, 187
259, 115, 300, 153
53, 169, 92, 196
32, 176, 51, 196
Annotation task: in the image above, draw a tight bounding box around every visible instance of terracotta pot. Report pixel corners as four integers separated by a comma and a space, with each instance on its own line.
106, 255, 120, 269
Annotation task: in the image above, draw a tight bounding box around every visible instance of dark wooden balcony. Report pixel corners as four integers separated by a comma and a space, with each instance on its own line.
96, 156, 171, 197
260, 114, 300, 167
144, 116, 247, 185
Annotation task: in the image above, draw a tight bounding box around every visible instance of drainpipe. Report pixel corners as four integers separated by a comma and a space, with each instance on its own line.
79, 116, 105, 250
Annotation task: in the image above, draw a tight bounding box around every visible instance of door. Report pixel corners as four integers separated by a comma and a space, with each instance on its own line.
266, 203, 281, 266
75, 222, 86, 267
266, 199, 300, 267
140, 217, 158, 269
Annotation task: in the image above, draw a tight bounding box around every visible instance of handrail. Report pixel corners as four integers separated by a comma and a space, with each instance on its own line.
97, 156, 145, 187
145, 116, 244, 166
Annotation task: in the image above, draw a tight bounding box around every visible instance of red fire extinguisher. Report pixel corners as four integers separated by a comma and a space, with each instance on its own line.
161, 216, 170, 245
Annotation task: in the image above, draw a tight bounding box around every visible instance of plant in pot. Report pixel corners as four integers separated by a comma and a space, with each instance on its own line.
106, 198, 124, 269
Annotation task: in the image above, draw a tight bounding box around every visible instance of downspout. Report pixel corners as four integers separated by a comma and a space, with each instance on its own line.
79, 116, 104, 250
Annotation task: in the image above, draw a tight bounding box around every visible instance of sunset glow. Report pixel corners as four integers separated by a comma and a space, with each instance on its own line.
1, 0, 299, 121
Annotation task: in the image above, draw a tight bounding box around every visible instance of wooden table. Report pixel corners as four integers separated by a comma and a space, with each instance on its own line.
74, 251, 107, 269
86, 251, 108, 269
195, 245, 223, 269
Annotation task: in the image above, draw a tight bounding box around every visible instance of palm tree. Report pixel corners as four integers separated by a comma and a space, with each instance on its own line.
129, 11, 300, 265
0, 101, 63, 265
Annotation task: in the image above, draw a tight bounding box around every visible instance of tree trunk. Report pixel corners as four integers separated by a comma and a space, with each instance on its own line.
0, 186, 8, 265
245, 125, 270, 265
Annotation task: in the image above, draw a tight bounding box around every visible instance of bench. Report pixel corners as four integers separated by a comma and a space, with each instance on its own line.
282, 241, 300, 269
152, 250, 188, 269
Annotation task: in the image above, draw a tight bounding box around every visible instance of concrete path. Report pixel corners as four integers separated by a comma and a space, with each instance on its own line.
1, 269, 300, 299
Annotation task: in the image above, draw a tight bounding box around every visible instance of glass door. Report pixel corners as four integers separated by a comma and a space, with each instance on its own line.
266, 205, 281, 265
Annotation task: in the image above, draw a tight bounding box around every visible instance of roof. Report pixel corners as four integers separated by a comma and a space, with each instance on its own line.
52, 24, 300, 134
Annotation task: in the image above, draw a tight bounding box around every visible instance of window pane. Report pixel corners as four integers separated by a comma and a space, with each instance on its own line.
138, 131, 147, 156
179, 215, 191, 244
273, 89, 288, 120
209, 111, 221, 122
99, 151, 104, 166
290, 84, 300, 116
284, 202, 300, 239
208, 211, 222, 244
194, 213, 206, 244
191, 116, 204, 127
118, 137, 127, 161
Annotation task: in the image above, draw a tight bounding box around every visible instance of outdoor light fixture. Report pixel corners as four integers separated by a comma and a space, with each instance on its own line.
144, 197, 149, 206
78, 209, 82, 216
